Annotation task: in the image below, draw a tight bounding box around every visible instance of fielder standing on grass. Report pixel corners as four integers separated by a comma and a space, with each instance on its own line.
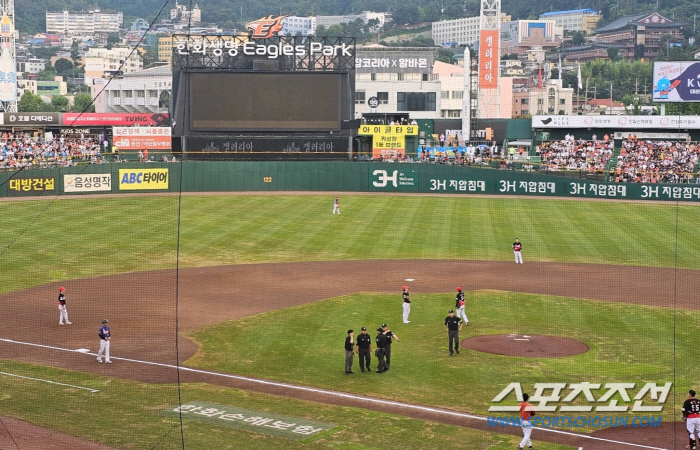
455, 287, 468, 325
402, 285, 411, 323
512, 238, 523, 264
518, 393, 535, 450
57, 287, 72, 325
332, 196, 340, 214
97, 319, 112, 364
683, 389, 700, 449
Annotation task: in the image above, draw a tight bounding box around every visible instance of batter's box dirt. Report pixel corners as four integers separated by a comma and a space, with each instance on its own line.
462, 334, 590, 357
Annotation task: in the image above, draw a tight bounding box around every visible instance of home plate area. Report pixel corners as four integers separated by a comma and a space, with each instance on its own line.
461, 334, 589, 358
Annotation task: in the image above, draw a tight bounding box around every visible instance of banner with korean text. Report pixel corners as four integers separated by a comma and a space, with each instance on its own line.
478, 30, 499, 89
357, 124, 419, 158
113, 127, 172, 150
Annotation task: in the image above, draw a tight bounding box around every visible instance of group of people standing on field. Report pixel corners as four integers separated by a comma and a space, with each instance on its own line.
344, 324, 398, 374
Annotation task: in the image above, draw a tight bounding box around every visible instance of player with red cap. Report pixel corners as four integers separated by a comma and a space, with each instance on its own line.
402, 285, 411, 323
455, 287, 468, 325
57, 286, 72, 325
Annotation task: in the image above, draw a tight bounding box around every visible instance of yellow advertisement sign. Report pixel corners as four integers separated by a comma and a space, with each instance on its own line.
358, 125, 419, 157
358, 125, 419, 136
119, 169, 169, 190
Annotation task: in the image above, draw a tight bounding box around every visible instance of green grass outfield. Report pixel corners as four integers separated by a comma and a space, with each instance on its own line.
1, 193, 697, 448
1, 194, 699, 293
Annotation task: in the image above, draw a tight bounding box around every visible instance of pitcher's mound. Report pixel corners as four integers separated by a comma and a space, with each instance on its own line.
462, 334, 589, 357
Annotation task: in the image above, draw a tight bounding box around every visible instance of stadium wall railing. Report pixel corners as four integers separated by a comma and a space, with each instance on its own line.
0, 162, 698, 202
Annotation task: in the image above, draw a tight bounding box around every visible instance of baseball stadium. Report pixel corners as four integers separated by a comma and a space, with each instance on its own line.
2, 24, 700, 450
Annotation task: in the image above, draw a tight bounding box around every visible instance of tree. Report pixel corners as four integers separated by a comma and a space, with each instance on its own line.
106, 33, 120, 50
37, 67, 57, 81
70, 40, 81, 67
50, 95, 69, 112
18, 92, 46, 112
571, 31, 586, 46
72, 93, 95, 113
54, 58, 74, 75
606, 47, 620, 62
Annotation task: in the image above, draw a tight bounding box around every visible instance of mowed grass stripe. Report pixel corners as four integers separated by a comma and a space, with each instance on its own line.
2, 195, 700, 293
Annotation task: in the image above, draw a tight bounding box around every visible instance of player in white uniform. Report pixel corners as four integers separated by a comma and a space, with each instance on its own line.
332, 196, 340, 214
512, 238, 523, 264
402, 286, 411, 323
455, 287, 468, 325
57, 287, 72, 325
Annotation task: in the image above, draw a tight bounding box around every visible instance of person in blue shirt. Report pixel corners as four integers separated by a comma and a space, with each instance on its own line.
97, 319, 111, 364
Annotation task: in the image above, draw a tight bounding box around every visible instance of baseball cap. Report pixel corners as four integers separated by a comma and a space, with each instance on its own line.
448, 309, 454, 313
403, 285, 408, 290
457, 287, 462, 291
102, 319, 109, 323
376, 327, 383, 331
59, 287, 65, 291
348, 329, 354, 334
382, 323, 387, 328
361, 326, 367, 331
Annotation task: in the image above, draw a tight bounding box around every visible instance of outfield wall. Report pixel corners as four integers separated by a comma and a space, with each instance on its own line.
1, 162, 699, 202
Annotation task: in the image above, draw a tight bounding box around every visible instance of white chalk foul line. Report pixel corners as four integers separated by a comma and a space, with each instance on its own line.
0, 337, 667, 450
0, 371, 99, 393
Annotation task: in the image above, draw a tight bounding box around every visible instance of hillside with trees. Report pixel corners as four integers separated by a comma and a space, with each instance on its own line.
15, 0, 700, 36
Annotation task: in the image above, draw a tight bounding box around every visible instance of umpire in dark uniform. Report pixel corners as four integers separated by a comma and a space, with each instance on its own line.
381, 323, 399, 370
355, 326, 372, 373
375, 327, 388, 373
444, 309, 463, 356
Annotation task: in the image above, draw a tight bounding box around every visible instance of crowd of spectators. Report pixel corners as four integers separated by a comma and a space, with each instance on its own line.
611, 137, 700, 184
537, 133, 614, 173
0, 132, 106, 170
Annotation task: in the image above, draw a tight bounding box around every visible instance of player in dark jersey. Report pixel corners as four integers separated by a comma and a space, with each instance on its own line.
57, 286, 72, 325
455, 287, 468, 325
402, 285, 411, 323
513, 238, 523, 264
683, 389, 700, 449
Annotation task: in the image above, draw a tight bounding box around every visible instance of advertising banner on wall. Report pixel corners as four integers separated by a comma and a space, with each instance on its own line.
355, 51, 434, 74
358, 124, 419, 158
118, 169, 169, 190
652, 61, 700, 102
1, 113, 60, 125
113, 126, 172, 150
64, 174, 112, 193
7, 177, 55, 194
478, 30, 499, 89
532, 115, 700, 129
369, 168, 418, 192
62, 113, 170, 127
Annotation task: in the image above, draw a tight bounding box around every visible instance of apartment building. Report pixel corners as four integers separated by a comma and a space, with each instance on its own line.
46, 10, 122, 36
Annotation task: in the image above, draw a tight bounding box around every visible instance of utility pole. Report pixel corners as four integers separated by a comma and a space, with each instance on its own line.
609, 81, 613, 105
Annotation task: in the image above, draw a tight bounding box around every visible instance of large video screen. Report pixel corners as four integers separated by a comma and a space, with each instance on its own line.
189, 72, 342, 131
652, 61, 700, 103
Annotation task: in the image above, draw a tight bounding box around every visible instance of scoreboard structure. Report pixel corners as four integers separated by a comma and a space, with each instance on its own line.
170, 34, 357, 160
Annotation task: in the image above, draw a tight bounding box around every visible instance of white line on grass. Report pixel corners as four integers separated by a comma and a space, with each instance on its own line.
0, 338, 667, 450
0, 371, 99, 393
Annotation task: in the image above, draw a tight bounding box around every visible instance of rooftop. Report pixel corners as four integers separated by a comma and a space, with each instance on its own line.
540, 9, 598, 17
